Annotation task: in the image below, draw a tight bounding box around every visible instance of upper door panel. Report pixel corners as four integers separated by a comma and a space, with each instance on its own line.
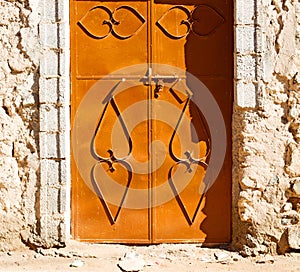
73, 1, 148, 78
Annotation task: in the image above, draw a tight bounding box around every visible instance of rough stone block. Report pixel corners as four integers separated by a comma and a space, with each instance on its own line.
236, 55, 256, 81
287, 225, 300, 249
261, 52, 273, 83
0, 157, 20, 188
22, 94, 36, 107
40, 159, 59, 186
285, 142, 300, 177
40, 104, 59, 132
0, 141, 13, 156
57, 0, 69, 22
39, 0, 56, 22
39, 77, 68, 105
40, 50, 59, 76
235, 1, 255, 25
236, 26, 255, 53
58, 23, 68, 49
39, 215, 61, 244
58, 106, 67, 131
47, 187, 60, 214
235, 81, 257, 108
8, 54, 31, 73
39, 132, 58, 159
40, 23, 58, 48
20, 28, 41, 66
39, 132, 67, 159
289, 122, 300, 143
292, 180, 300, 196
58, 221, 67, 243
39, 77, 59, 104
39, 0, 68, 23
255, 29, 266, 54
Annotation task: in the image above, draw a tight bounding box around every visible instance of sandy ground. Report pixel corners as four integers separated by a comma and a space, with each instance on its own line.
1, 241, 300, 272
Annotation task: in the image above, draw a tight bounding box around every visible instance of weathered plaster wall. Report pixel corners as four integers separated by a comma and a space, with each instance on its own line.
0, 0, 69, 251
233, 0, 300, 255
0, 0, 40, 250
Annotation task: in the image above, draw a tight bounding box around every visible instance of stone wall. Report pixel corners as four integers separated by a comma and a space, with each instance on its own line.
0, 0, 69, 250
232, 0, 300, 255
0, 0, 40, 250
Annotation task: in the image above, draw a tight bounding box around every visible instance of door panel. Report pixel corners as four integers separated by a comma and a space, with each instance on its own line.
151, 82, 209, 242
74, 1, 148, 78
71, 0, 232, 243
152, 1, 232, 76
71, 80, 151, 242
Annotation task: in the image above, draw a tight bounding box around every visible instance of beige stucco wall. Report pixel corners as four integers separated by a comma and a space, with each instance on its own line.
232, 0, 300, 255
0, 0, 69, 250
0, 0, 40, 250
0, 0, 299, 255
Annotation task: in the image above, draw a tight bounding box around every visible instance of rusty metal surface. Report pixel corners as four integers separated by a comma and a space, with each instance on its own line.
71, 0, 232, 243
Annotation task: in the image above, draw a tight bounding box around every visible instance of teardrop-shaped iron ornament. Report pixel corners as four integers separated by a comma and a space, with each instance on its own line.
166, 82, 211, 225
156, 5, 225, 39
91, 87, 133, 224
78, 5, 146, 40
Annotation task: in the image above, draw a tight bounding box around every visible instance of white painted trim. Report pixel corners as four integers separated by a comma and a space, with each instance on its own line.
63, 0, 71, 242
38, 0, 71, 245
234, 0, 259, 108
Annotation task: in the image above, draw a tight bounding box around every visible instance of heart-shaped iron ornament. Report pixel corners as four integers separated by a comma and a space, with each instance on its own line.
78, 5, 146, 40
92, 160, 133, 224
191, 5, 225, 36
156, 5, 225, 39
168, 162, 207, 225
90, 96, 133, 224
156, 6, 191, 40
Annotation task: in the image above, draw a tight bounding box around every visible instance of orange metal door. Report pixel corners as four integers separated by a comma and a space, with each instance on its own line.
71, 0, 232, 243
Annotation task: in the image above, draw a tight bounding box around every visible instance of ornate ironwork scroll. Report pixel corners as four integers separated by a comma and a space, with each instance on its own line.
156, 5, 225, 39
91, 83, 133, 224
166, 81, 211, 225
78, 5, 146, 40
79, 4, 224, 40
90, 75, 211, 225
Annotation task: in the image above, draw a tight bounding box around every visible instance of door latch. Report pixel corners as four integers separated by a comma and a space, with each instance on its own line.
142, 67, 180, 98
154, 79, 164, 98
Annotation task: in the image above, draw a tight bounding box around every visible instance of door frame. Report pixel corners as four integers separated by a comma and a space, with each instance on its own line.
37, 0, 260, 245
